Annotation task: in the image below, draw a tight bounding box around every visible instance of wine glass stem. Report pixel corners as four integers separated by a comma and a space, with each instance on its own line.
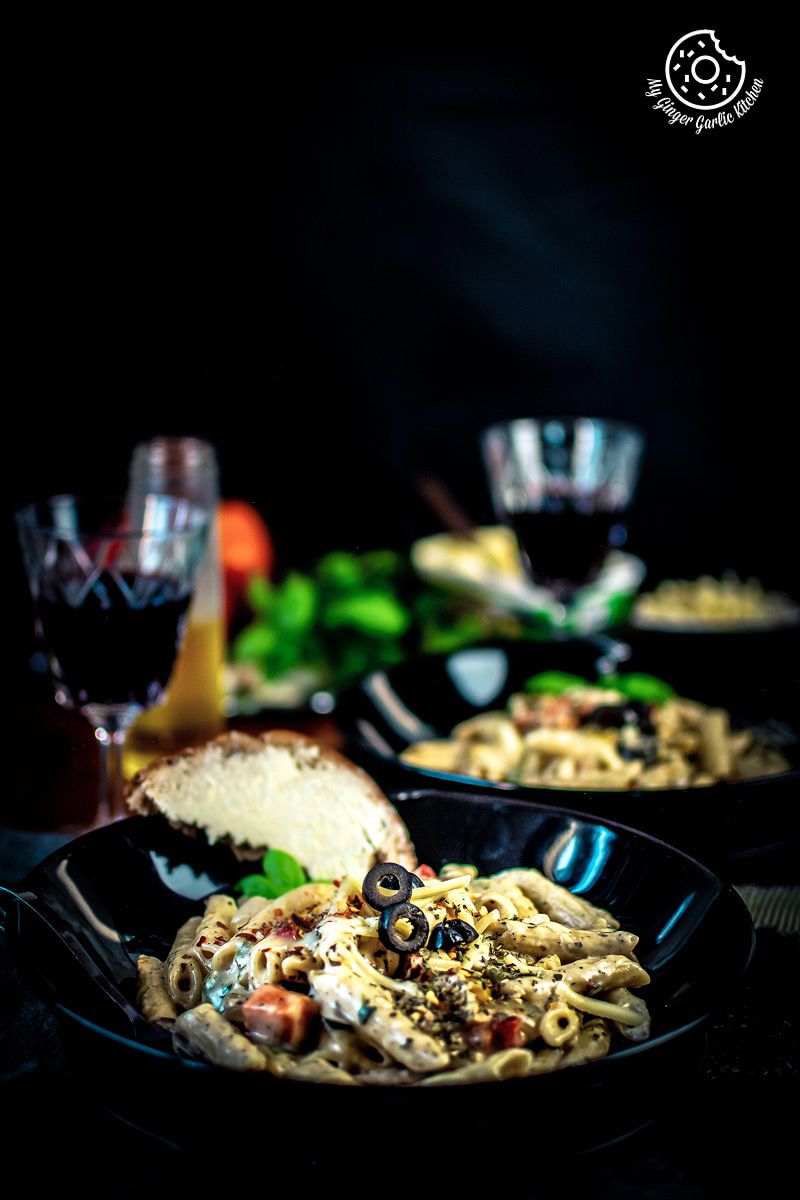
87, 707, 138, 825
96, 733, 115, 825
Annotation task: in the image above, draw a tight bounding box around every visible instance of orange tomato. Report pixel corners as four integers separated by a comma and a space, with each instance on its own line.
219, 500, 274, 625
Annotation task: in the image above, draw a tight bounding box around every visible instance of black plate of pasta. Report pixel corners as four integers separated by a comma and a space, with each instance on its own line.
336, 641, 800, 870
3, 791, 753, 1154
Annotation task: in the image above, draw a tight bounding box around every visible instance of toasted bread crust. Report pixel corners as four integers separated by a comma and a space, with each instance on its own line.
125, 730, 414, 867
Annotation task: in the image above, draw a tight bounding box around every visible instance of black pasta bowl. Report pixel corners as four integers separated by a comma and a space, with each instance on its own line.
2, 793, 753, 1155
336, 641, 800, 873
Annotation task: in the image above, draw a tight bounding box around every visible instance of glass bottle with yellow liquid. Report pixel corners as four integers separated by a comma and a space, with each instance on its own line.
122, 438, 225, 778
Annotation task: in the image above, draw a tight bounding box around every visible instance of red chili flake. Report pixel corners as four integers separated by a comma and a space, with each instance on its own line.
197, 935, 207, 945
272, 919, 301, 939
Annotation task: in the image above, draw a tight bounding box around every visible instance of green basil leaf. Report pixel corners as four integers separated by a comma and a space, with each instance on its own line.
235, 874, 275, 898
604, 672, 675, 704
261, 848, 308, 895
323, 590, 411, 636
524, 671, 591, 694
316, 551, 364, 591
272, 572, 318, 635
246, 575, 273, 615
359, 549, 405, 582
232, 622, 278, 665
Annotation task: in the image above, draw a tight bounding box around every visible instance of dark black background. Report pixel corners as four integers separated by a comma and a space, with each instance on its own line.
2, 20, 797, 1190
6, 16, 793, 694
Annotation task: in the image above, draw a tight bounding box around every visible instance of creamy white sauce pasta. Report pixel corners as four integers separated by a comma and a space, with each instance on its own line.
139, 864, 651, 1084
401, 687, 789, 790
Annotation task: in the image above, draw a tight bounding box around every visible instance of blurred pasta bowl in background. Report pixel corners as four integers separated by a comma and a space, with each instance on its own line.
632, 575, 799, 633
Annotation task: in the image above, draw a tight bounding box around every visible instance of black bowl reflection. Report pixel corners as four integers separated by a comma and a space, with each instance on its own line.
4, 797, 753, 1155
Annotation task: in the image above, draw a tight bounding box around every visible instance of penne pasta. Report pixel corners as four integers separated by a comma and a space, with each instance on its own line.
492, 868, 619, 930
136, 954, 177, 1023
402, 681, 789, 790
194, 894, 238, 962
164, 916, 204, 1010
497, 917, 638, 962
142, 860, 650, 1085
605, 987, 652, 1041
175, 1004, 268, 1071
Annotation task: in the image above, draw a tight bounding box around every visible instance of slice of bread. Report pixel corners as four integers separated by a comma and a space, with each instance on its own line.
126, 730, 415, 881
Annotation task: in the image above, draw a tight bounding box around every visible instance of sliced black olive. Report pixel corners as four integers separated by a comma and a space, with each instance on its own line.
428, 919, 479, 952
362, 862, 414, 910
581, 704, 628, 729
583, 702, 654, 734
624, 701, 655, 734
409, 873, 423, 890
378, 902, 429, 953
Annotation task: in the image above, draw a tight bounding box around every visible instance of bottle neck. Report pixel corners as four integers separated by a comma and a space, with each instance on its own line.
130, 437, 219, 509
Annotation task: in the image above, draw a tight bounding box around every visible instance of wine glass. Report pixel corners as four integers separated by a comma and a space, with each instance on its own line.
482, 418, 644, 599
16, 494, 209, 822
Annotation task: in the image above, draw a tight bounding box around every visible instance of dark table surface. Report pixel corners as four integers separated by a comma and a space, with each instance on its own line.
2, 702, 798, 1195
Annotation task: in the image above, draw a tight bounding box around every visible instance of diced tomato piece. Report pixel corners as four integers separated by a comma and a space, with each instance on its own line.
492, 1016, 526, 1049
242, 985, 320, 1049
464, 1021, 493, 1051
416, 864, 436, 879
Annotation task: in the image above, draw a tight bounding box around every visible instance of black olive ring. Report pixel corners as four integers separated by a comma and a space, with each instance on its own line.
429, 919, 480, 952
362, 862, 421, 910
378, 902, 430, 954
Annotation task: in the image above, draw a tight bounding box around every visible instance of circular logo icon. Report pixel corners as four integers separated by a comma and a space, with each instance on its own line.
665, 29, 746, 111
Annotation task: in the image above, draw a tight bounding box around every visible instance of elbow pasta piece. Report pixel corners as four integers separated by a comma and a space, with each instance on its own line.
539, 1003, 581, 1048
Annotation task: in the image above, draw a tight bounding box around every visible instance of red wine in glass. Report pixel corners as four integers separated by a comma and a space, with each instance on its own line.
16, 494, 208, 824
36, 571, 193, 709
509, 503, 626, 598
482, 418, 644, 601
